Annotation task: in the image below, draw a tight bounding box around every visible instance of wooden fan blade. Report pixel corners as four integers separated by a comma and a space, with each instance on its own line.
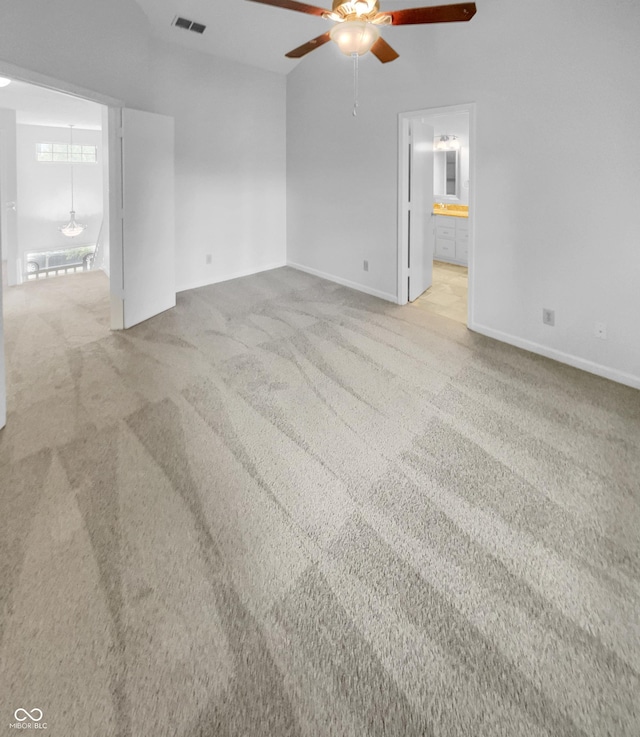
245, 0, 330, 18
370, 37, 399, 63
389, 2, 476, 25
285, 32, 332, 58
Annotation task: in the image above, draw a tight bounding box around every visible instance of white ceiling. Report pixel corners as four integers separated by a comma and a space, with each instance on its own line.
133, 0, 432, 75
0, 79, 103, 130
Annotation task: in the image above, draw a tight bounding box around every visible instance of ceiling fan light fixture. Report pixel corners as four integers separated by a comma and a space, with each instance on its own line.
329, 19, 380, 56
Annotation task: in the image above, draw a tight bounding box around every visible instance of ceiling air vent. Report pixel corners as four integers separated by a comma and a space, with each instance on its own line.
172, 16, 206, 34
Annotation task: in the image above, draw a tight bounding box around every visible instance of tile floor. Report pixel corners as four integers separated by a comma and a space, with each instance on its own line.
411, 261, 468, 324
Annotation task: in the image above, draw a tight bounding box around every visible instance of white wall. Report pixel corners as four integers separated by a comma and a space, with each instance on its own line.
16, 124, 103, 264
148, 40, 286, 293
287, 0, 640, 387
0, 0, 153, 109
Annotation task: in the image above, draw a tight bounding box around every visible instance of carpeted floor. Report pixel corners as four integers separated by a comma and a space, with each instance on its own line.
0, 267, 638, 736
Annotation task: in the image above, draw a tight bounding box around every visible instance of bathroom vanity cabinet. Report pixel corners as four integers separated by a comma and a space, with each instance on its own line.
434, 214, 468, 266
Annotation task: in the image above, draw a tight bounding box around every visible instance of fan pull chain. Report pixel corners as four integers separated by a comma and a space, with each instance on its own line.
352, 52, 359, 117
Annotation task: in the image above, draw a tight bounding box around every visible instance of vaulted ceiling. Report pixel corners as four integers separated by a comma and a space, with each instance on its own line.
0, 1, 474, 129
133, 0, 432, 74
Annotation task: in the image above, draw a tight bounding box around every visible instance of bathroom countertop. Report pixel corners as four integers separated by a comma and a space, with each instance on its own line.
433, 204, 469, 218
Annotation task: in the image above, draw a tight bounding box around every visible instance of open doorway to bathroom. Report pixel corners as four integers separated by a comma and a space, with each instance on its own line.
397, 103, 475, 325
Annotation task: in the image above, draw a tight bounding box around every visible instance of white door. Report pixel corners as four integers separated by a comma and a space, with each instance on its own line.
0, 114, 19, 286
0, 244, 5, 429
408, 121, 435, 302
121, 108, 175, 328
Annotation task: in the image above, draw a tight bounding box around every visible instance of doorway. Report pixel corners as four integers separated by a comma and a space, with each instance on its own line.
0, 69, 116, 430
0, 62, 176, 430
397, 103, 475, 326
0, 81, 108, 285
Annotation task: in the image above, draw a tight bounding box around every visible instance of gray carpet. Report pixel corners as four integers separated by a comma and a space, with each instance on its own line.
0, 267, 638, 736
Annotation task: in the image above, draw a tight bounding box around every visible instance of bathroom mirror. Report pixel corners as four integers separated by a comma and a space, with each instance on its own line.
434, 150, 459, 198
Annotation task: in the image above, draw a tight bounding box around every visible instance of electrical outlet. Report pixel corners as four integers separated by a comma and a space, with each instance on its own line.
363, 260, 369, 272
543, 308, 555, 326
205, 254, 212, 265
594, 322, 607, 339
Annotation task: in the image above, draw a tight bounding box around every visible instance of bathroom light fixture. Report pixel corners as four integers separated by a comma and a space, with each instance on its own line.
59, 125, 86, 238
435, 134, 460, 151
0, 77, 11, 87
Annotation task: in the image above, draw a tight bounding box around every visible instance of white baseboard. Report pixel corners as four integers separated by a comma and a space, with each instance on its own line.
177, 261, 287, 294
287, 261, 397, 304
469, 322, 640, 390
175, 261, 638, 390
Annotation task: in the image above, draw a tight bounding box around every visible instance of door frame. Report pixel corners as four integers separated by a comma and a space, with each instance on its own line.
0, 60, 125, 328
406, 119, 435, 302
397, 102, 477, 325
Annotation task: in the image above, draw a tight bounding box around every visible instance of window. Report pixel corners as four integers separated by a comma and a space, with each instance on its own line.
36, 143, 98, 163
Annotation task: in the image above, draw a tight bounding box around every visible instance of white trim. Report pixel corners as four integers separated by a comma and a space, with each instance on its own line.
397, 115, 410, 305
287, 261, 397, 303
469, 322, 640, 390
106, 107, 123, 329
177, 261, 288, 293
467, 105, 477, 328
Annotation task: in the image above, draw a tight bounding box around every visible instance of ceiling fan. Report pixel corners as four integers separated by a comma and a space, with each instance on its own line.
246, 0, 477, 63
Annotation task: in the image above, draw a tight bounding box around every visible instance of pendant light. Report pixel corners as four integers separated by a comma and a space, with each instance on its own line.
59, 124, 86, 238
